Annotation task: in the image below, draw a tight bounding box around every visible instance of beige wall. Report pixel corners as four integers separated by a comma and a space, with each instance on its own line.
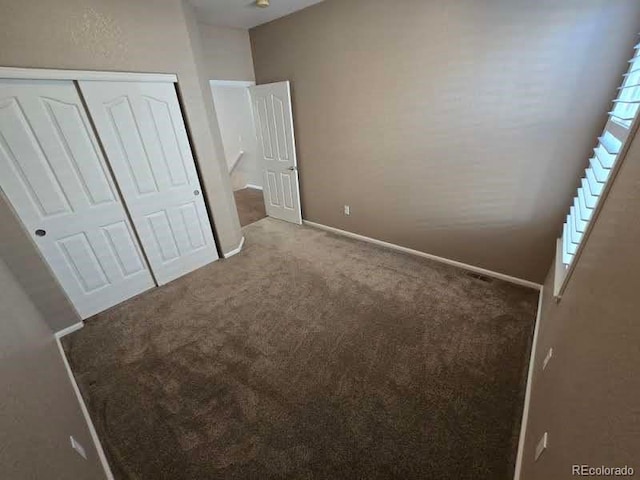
198, 23, 255, 81
520, 121, 640, 477
193, 21, 257, 188
0, 258, 105, 479
0, 189, 80, 332
180, 0, 243, 251
250, 0, 640, 282
0, 0, 242, 331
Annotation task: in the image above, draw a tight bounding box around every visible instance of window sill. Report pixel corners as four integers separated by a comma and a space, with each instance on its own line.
553, 238, 568, 300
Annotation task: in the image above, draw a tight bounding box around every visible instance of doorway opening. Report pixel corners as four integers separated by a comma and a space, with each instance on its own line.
210, 80, 265, 227
210, 80, 302, 229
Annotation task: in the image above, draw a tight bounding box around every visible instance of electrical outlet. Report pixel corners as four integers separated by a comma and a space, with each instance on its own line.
344, 205, 350, 216
543, 347, 553, 371
535, 432, 548, 461
70, 436, 87, 460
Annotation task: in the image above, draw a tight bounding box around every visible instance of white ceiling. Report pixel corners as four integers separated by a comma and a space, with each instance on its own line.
190, 0, 325, 29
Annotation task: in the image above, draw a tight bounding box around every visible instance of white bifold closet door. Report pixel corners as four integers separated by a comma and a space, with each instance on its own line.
78, 81, 218, 286
0, 79, 155, 319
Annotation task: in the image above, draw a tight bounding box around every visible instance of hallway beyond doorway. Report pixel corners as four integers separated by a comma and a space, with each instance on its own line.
234, 187, 267, 227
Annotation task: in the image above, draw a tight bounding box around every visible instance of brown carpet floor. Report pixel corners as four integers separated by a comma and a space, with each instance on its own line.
234, 187, 267, 227
63, 218, 538, 480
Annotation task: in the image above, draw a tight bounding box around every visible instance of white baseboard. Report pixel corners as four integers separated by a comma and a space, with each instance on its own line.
224, 236, 245, 258
55, 336, 114, 480
513, 287, 545, 480
245, 184, 263, 191
54, 321, 84, 339
302, 220, 542, 290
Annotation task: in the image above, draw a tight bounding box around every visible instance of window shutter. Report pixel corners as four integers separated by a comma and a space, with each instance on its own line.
559, 42, 639, 268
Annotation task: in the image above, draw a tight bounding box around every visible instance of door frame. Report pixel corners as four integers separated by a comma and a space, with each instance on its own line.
209, 80, 260, 189
209, 80, 255, 88
0, 67, 177, 83
209, 79, 256, 173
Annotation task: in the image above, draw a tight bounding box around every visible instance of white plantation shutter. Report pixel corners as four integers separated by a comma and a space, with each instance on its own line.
559, 42, 640, 268
611, 45, 640, 127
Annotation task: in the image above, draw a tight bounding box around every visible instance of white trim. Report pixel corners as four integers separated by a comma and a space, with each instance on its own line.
513, 287, 545, 480
0, 67, 177, 83
553, 239, 567, 299
223, 236, 245, 258
284, 81, 303, 225
302, 220, 542, 290
230, 151, 245, 173
245, 184, 263, 191
209, 80, 255, 88
54, 321, 85, 339
55, 336, 114, 480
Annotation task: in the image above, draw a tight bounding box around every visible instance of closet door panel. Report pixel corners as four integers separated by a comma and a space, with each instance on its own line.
0, 79, 155, 319
78, 81, 218, 285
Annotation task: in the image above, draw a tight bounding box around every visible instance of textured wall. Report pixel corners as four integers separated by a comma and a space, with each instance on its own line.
520, 123, 640, 477
0, 258, 105, 479
250, 0, 640, 282
0, 0, 242, 330
198, 24, 255, 81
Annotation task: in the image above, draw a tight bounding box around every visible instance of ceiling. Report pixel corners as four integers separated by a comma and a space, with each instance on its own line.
189, 0, 325, 29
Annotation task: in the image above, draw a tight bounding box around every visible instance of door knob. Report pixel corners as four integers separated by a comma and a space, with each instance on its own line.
287, 166, 297, 171
35, 229, 46, 237
194, 190, 200, 196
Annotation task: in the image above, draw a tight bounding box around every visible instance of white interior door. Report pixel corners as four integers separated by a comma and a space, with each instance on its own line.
249, 81, 302, 224
0, 79, 155, 319
78, 81, 218, 285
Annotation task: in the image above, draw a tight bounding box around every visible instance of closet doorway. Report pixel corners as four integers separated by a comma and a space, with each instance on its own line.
0, 69, 219, 319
